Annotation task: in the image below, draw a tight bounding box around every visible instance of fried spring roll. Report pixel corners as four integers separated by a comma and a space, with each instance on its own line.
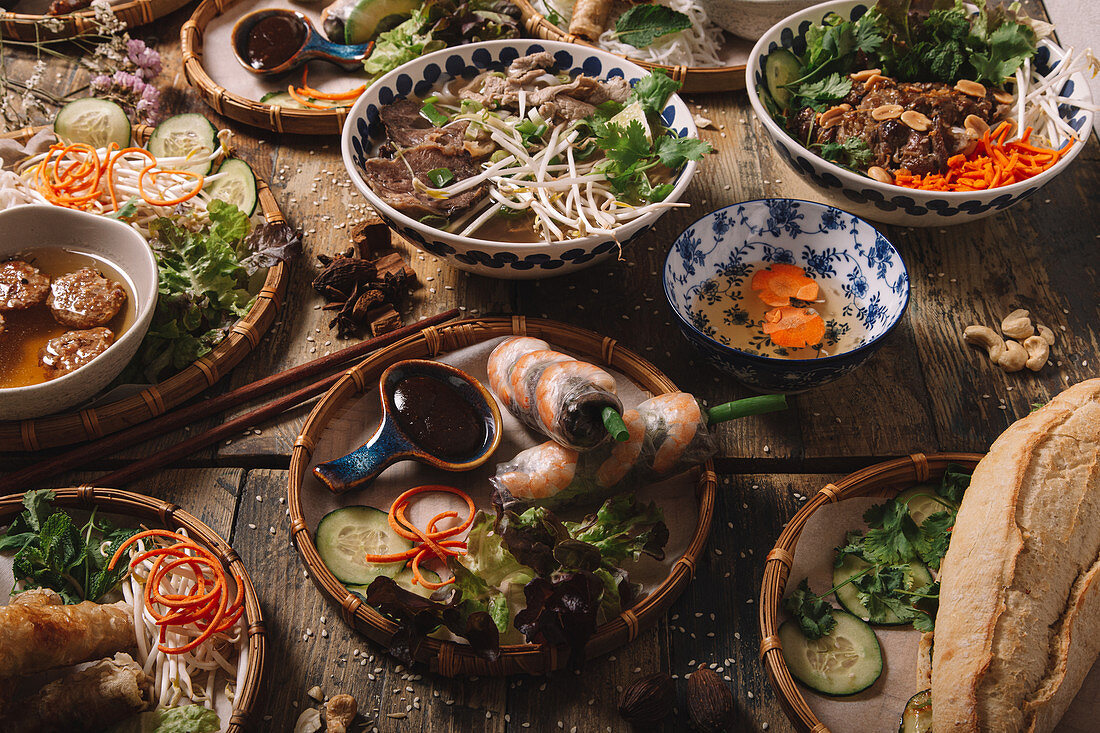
2, 652, 152, 732
0, 598, 134, 677
568, 0, 611, 40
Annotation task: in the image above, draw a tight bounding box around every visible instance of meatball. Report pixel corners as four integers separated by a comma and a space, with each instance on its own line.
39, 327, 114, 380
48, 267, 127, 328
0, 260, 50, 310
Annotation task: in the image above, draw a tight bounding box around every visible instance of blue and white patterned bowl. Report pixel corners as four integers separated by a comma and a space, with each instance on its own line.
745, 0, 1094, 227
663, 199, 910, 392
341, 40, 699, 279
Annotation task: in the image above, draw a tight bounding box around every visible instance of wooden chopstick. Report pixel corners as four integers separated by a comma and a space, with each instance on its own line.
0, 308, 460, 492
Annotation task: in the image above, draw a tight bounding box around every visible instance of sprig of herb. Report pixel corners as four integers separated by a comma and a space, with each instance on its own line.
784, 579, 837, 640
613, 5, 692, 49
818, 136, 874, 169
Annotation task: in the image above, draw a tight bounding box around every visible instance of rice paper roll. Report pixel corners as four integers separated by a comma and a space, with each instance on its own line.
568, 0, 611, 41
0, 598, 134, 677
636, 392, 717, 478
3, 652, 152, 732
487, 336, 623, 450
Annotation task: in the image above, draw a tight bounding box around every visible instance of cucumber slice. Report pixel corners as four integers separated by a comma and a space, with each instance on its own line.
148, 113, 219, 174
260, 91, 310, 110
316, 506, 412, 585
343, 0, 420, 44
897, 485, 953, 526
204, 158, 257, 216
779, 611, 882, 696
833, 555, 934, 625
347, 567, 443, 600
765, 48, 800, 109
54, 98, 131, 149
899, 690, 932, 733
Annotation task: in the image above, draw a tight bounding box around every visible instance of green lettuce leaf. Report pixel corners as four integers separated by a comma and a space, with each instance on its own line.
106, 704, 221, 733
564, 494, 669, 565
449, 511, 535, 633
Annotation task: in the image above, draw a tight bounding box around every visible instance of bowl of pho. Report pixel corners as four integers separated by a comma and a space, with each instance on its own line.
342, 40, 709, 278
746, 0, 1095, 227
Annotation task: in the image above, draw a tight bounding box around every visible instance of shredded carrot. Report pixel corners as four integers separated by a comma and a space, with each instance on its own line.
287, 85, 340, 110
293, 67, 366, 103
412, 547, 455, 589
750, 263, 820, 307
762, 306, 827, 348
891, 125, 1070, 192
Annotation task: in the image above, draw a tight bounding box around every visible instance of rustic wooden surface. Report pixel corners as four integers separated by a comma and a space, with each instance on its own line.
1, 0, 1097, 729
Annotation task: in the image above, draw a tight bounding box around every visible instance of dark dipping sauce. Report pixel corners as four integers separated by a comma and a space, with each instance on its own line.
391, 375, 485, 461
245, 14, 306, 70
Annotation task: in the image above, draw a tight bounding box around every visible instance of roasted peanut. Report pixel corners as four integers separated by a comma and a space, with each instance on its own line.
964, 114, 990, 138
1001, 308, 1034, 340
863, 74, 888, 90
964, 325, 1006, 364
867, 166, 894, 184
1023, 335, 1050, 371
955, 79, 987, 98
871, 104, 904, 121
850, 68, 883, 82
998, 340, 1028, 372
819, 104, 851, 128
901, 110, 932, 132
992, 89, 1015, 105
1037, 324, 1056, 346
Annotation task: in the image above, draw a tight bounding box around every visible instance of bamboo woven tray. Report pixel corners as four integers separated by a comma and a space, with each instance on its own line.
758, 452, 984, 733
0, 0, 191, 42
0, 122, 288, 451
181, 0, 350, 135
510, 0, 748, 93
288, 315, 717, 676
0, 486, 265, 733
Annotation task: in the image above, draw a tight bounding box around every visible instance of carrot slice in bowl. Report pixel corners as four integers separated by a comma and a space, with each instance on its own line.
762, 306, 826, 348
750, 263, 820, 306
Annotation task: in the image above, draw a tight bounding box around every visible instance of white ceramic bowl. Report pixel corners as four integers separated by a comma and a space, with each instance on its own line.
697, 0, 822, 41
0, 205, 158, 420
342, 40, 699, 279
745, 0, 1094, 227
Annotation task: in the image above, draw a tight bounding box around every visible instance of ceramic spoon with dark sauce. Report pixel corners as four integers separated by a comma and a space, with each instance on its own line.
231, 9, 372, 78
313, 360, 503, 494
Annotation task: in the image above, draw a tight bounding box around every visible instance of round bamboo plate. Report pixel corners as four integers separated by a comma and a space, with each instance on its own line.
181, 0, 350, 136
0, 486, 265, 732
288, 315, 717, 676
0, 122, 288, 451
0, 0, 191, 42
758, 452, 984, 733
510, 0, 747, 94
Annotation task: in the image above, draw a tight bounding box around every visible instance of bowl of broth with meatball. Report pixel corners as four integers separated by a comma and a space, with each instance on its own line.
0, 205, 158, 419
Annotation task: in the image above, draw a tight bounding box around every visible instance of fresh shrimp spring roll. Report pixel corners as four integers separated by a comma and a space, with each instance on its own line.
568, 0, 611, 41
491, 393, 719, 510
487, 336, 623, 450
0, 596, 135, 678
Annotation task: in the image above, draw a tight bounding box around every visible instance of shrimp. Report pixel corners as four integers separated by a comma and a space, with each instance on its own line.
648, 393, 704, 475
510, 350, 572, 410
595, 409, 644, 487
487, 336, 548, 407
495, 442, 578, 499
535, 360, 618, 435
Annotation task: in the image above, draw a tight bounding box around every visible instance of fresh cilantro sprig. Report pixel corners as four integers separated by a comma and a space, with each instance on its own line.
0, 490, 137, 604
784, 579, 837, 640
818, 136, 873, 169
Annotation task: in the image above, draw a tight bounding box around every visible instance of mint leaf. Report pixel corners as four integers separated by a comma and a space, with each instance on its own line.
614, 5, 692, 49
784, 579, 836, 640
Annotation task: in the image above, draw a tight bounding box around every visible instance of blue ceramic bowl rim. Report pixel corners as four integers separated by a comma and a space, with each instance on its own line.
339, 39, 699, 250
661, 198, 911, 367
744, 0, 1095, 200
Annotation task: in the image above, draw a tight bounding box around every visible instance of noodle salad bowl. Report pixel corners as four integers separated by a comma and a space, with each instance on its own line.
745, 0, 1095, 227
341, 40, 700, 279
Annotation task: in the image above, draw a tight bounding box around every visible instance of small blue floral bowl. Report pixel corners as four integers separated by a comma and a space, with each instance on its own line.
663, 199, 910, 392
341, 40, 698, 279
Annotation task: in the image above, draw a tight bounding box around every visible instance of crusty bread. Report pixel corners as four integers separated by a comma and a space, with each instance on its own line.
932, 378, 1100, 732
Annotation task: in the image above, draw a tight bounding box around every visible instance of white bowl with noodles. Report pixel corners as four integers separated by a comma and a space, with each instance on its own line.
745, 0, 1095, 227
0, 205, 159, 420
341, 40, 700, 279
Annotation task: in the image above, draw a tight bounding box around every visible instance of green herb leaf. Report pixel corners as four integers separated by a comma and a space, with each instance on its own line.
793, 73, 852, 111
783, 578, 836, 640
629, 69, 682, 116
654, 134, 712, 170
818, 136, 873, 169
613, 5, 692, 49
915, 510, 955, 570
860, 499, 922, 566
427, 167, 455, 187
938, 463, 971, 504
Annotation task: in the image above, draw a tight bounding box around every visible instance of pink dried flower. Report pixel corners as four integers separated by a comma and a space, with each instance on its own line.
126, 38, 161, 81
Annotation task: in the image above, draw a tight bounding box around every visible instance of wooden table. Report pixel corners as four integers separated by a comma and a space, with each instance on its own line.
2, 0, 1097, 729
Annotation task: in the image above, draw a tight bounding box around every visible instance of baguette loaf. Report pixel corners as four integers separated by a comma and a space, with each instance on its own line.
932, 378, 1100, 732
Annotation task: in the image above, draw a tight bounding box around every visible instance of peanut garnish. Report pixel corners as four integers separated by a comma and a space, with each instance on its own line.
867, 166, 894, 184
863, 74, 888, 90
955, 79, 987, 98
964, 114, 990, 138
849, 68, 882, 82
992, 89, 1015, 105
871, 104, 903, 121
900, 110, 932, 132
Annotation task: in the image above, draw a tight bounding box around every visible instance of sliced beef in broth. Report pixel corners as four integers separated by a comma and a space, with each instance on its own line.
380, 99, 470, 148
507, 52, 556, 86
361, 143, 486, 220
460, 75, 521, 108
538, 96, 596, 123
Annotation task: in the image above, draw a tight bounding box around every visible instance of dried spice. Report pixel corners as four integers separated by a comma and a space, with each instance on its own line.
312, 220, 415, 338
618, 672, 675, 728
686, 666, 733, 733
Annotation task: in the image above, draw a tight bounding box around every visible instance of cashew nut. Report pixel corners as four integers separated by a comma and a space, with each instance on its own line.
998, 340, 1028, 372
1023, 335, 1050, 371
325, 694, 358, 733
964, 325, 1006, 363
1037, 324, 1056, 346
1001, 308, 1034, 340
